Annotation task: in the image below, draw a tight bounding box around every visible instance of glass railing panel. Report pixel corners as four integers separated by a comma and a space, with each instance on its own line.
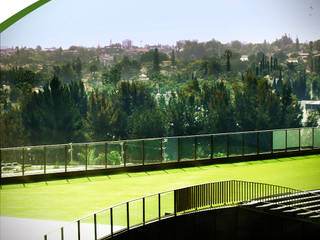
107, 142, 123, 168
163, 137, 178, 162
125, 141, 142, 166
145, 194, 159, 222
68, 144, 85, 172
287, 129, 299, 151
96, 209, 111, 239
196, 136, 211, 160
244, 132, 257, 155
160, 191, 174, 218
180, 137, 195, 161
144, 139, 162, 164
129, 199, 143, 228
314, 128, 320, 149
259, 131, 272, 154
213, 135, 227, 158
301, 128, 313, 149
87, 143, 106, 170
229, 133, 242, 156
45, 145, 66, 174
24, 146, 44, 175
1, 148, 23, 177
273, 130, 285, 152
63, 222, 78, 240
80, 215, 95, 240
112, 203, 127, 233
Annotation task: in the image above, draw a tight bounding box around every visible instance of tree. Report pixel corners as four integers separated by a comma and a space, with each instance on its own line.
103, 63, 122, 86
224, 49, 232, 71
152, 48, 160, 74
171, 50, 176, 66
21, 76, 85, 144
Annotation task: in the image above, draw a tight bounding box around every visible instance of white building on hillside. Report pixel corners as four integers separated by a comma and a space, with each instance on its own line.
299, 100, 320, 125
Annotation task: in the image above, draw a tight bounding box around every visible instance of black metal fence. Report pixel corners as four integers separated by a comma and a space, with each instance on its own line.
1, 127, 320, 179
44, 180, 301, 240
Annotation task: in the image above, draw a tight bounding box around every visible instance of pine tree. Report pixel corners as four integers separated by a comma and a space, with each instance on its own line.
224, 49, 232, 72
152, 48, 160, 74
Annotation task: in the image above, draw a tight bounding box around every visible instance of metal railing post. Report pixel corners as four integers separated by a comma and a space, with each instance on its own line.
160, 139, 163, 163
143, 197, 145, 225
64, 145, 67, 173
126, 202, 129, 230
242, 133, 244, 156
194, 137, 197, 160
43, 147, 46, 175
105, 143, 108, 169
257, 132, 260, 154
227, 134, 230, 158
312, 127, 314, 150
123, 142, 126, 167
177, 138, 181, 162
61, 227, 64, 240
85, 144, 88, 171
22, 148, 25, 176
94, 214, 97, 240
77, 220, 80, 240
299, 128, 301, 151
285, 129, 288, 152
110, 208, 113, 237
142, 140, 145, 165
210, 135, 213, 160
158, 193, 161, 220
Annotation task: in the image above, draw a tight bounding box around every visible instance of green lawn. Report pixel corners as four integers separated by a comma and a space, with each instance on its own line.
1, 154, 320, 222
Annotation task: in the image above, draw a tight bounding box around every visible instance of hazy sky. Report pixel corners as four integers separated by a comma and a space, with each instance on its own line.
1, 0, 319, 49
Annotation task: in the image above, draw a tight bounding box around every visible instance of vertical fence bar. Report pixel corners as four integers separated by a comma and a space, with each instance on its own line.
105, 143, 108, 169
158, 193, 161, 220
126, 202, 129, 230
143, 197, 145, 225
22, 148, 25, 176
61, 227, 64, 240
64, 145, 67, 173
110, 208, 113, 237
77, 220, 80, 240
94, 213, 97, 240
174, 190, 177, 216
43, 147, 46, 175
142, 140, 145, 166
44, 235, 47, 240
85, 144, 88, 171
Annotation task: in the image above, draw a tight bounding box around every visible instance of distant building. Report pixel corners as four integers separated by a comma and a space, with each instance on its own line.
100, 54, 113, 66
287, 58, 298, 63
299, 100, 320, 124
240, 55, 248, 61
122, 39, 132, 49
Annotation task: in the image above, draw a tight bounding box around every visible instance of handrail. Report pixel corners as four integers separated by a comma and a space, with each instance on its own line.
44, 180, 302, 240
1, 127, 317, 150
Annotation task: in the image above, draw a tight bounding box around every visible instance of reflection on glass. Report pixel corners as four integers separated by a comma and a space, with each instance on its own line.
196, 136, 211, 160
46, 145, 66, 174
229, 133, 242, 156
24, 147, 44, 175
125, 141, 142, 166
87, 143, 106, 170
301, 128, 312, 149
1, 148, 23, 177
287, 129, 299, 151
273, 130, 285, 152
163, 138, 178, 162
180, 137, 195, 161
144, 139, 161, 164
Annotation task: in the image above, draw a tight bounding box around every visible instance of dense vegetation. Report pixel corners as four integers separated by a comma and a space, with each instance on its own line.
1, 35, 320, 147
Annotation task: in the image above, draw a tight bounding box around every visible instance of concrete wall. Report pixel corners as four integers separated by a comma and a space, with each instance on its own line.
107, 206, 320, 240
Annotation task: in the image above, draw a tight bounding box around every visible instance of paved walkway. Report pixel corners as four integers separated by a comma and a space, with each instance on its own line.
0, 216, 124, 240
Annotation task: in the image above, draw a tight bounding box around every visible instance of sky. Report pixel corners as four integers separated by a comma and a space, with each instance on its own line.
0, 0, 320, 49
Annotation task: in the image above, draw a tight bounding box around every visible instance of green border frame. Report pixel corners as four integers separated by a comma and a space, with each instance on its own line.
0, 0, 51, 33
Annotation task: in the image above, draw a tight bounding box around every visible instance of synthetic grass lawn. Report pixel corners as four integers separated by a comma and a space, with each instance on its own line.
0, 154, 319, 222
